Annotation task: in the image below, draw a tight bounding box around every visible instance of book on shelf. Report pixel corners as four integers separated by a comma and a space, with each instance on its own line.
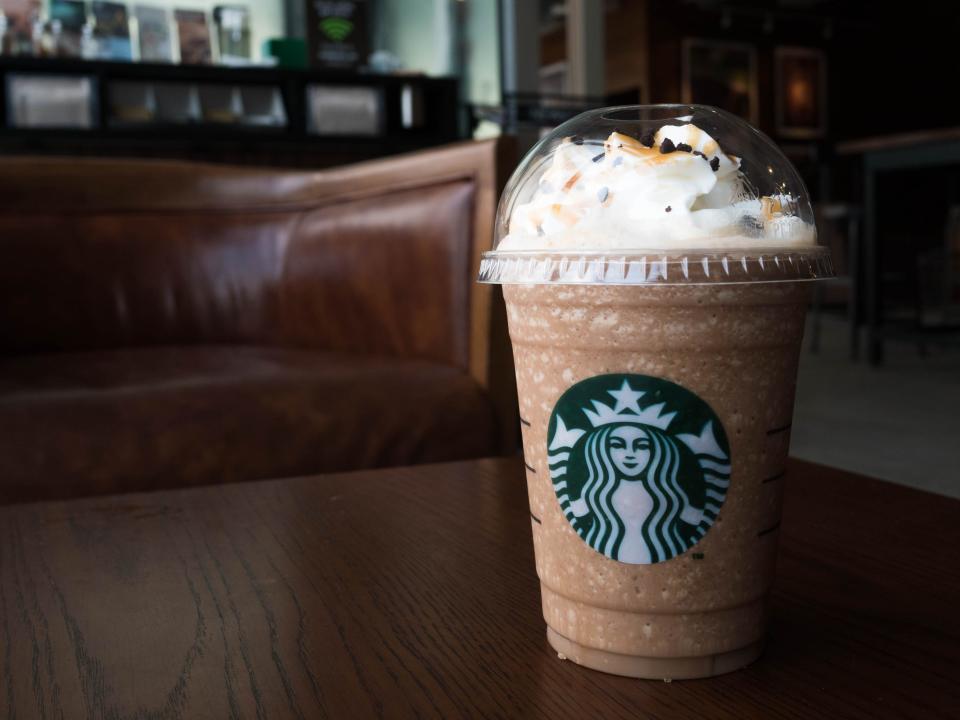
212, 5, 250, 64
173, 8, 211, 65
49, 0, 87, 57
0, 0, 41, 54
91, 0, 131, 60
133, 4, 172, 63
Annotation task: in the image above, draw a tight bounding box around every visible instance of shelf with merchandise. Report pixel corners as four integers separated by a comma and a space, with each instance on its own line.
0, 56, 460, 168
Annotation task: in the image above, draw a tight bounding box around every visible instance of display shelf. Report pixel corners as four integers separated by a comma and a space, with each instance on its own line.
0, 57, 461, 167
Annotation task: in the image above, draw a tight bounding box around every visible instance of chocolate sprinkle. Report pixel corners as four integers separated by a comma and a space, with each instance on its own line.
660, 138, 676, 154
597, 187, 609, 203
572, 135, 584, 145
710, 156, 720, 171
665, 206, 672, 213
592, 152, 605, 163
739, 215, 763, 237
693, 150, 707, 160
639, 130, 656, 148
612, 156, 624, 167
676, 142, 692, 153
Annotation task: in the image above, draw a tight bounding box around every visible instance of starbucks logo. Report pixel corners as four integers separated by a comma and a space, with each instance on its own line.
548, 374, 731, 564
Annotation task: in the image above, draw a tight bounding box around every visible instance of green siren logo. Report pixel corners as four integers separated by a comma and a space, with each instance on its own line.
548, 374, 731, 564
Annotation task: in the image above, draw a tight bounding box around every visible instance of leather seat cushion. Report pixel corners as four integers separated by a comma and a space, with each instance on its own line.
0, 347, 499, 503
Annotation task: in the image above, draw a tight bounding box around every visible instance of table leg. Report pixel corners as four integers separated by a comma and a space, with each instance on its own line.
848, 213, 860, 361
864, 165, 883, 365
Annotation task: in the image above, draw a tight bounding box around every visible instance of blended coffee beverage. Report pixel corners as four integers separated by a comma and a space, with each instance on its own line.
479, 106, 832, 680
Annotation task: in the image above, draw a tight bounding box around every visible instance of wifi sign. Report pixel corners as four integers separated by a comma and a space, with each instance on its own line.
320, 16, 354, 42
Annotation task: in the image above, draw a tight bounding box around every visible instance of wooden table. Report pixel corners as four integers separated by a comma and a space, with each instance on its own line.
1, 458, 958, 719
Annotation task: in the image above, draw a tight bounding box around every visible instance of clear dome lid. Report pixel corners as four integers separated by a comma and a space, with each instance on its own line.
480, 104, 833, 285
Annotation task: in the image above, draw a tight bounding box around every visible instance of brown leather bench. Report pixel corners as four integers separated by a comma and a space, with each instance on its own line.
0, 140, 516, 503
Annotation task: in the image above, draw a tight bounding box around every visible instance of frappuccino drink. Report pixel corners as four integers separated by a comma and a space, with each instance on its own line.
479, 106, 833, 680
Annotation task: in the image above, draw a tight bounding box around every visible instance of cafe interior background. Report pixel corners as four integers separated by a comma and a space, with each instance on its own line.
0, 0, 958, 503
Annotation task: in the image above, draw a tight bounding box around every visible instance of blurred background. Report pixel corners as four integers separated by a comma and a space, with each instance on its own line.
1, 0, 958, 500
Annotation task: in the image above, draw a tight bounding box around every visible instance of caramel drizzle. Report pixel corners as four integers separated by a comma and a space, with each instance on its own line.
550, 203, 580, 226
562, 171, 582, 192
761, 196, 784, 220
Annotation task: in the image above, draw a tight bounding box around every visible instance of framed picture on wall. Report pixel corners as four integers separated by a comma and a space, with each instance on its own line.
775, 46, 827, 139
681, 38, 757, 125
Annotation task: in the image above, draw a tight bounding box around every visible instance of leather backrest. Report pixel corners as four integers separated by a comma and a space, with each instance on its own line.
0, 141, 504, 371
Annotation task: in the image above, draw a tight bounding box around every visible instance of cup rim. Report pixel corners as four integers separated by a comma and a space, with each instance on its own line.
478, 247, 834, 286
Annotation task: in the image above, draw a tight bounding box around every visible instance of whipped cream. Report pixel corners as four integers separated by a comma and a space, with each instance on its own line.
500, 124, 815, 251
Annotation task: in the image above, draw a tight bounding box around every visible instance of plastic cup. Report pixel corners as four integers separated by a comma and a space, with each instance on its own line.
479, 105, 833, 679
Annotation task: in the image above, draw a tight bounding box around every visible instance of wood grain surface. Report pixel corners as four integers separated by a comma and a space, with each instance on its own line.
835, 126, 960, 155
1, 458, 958, 719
